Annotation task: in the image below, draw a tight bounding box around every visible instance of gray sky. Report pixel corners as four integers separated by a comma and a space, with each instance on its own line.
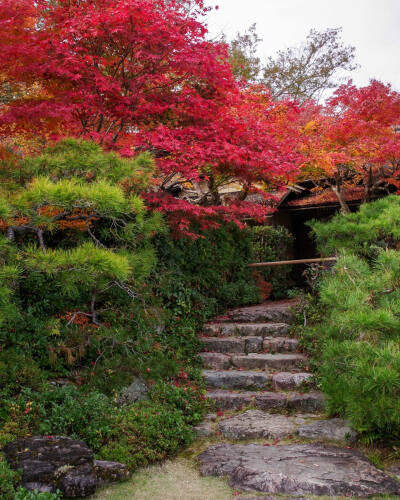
205, 0, 400, 90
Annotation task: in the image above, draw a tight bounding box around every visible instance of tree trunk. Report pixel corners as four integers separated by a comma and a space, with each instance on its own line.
331, 185, 350, 214
363, 165, 373, 203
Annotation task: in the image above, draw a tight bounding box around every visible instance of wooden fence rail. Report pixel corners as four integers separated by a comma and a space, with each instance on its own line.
248, 257, 337, 268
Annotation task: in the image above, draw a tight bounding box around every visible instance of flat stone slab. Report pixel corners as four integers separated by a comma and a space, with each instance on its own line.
206, 390, 256, 410
297, 418, 357, 442
221, 300, 297, 324
386, 463, 400, 479
201, 337, 245, 353
239, 497, 309, 500
199, 443, 400, 497
231, 353, 306, 371
271, 372, 313, 390
263, 337, 299, 353
254, 392, 287, 410
199, 352, 231, 370
287, 391, 325, 412
203, 370, 271, 390
203, 323, 290, 338
244, 336, 263, 353
218, 410, 300, 440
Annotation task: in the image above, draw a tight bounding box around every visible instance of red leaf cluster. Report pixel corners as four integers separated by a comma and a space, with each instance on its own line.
0, 0, 302, 234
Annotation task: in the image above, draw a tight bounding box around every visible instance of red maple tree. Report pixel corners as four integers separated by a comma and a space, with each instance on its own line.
297, 80, 400, 211
0, 0, 302, 233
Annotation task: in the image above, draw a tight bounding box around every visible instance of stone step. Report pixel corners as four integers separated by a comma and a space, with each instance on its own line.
231, 353, 307, 372
206, 390, 256, 410
271, 372, 313, 390
201, 336, 299, 354
263, 337, 299, 353
217, 410, 357, 443
199, 352, 231, 370
203, 322, 290, 338
199, 443, 400, 498
218, 410, 303, 440
216, 300, 298, 324
201, 337, 247, 354
202, 364, 312, 389
203, 370, 271, 390
206, 389, 325, 412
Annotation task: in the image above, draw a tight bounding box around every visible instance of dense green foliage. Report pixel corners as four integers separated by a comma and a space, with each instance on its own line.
0, 457, 20, 499
14, 489, 61, 500
250, 225, 294, 298
0, 139, 261, 492
311, 195, 400, 258
303, 196, 400, 442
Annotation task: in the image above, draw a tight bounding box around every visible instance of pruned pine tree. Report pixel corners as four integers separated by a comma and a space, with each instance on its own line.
0, 139, 163, 338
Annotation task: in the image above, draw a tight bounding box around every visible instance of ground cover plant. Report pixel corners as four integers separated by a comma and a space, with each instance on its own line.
301, 195, 400, 443
0, 139, 261, 495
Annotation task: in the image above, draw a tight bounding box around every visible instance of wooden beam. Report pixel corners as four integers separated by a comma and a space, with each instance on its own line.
248, 257, 337, 268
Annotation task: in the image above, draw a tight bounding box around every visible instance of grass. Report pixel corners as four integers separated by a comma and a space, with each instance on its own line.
91, 458, 235, 500
90, 442, 400, 500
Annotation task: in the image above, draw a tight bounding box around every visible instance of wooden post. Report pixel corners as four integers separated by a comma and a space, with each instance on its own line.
248, 257, 337, 268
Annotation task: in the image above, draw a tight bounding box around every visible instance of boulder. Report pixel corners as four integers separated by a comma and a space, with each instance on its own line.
58, 464, 97, 498
3, 436, 129, 497
199, 443, 400, 497
94, 460, 130, 486
117, 376, 149, 406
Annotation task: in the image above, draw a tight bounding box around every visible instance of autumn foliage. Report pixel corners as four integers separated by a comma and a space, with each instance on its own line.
298, 81, 400, 210
0, 0, 399, 226
0, 0, 305, 232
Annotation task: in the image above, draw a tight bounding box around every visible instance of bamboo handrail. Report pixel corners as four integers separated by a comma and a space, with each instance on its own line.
248, 257, 337, 268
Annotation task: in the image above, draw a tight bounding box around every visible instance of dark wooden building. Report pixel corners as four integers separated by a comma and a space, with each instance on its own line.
270, 183, 366, 260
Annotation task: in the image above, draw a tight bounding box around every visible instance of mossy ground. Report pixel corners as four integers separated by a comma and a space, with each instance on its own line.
91, 429, 400, 500
91, 458, 234, 500
92, 453, 399, 500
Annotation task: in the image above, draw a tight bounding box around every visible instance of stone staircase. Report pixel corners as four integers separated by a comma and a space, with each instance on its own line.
200, 299, 324, 414
196, 300, 400, 499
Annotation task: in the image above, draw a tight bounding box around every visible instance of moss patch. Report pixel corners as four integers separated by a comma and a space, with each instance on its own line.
92, 458, 234, 500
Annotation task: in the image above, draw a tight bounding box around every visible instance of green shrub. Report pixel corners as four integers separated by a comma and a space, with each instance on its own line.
14, 488, 61, 500
310, 194, 400, 258
302, 196, 400, 442
0, 350, 44, 397
3, 386, 114, 450
99, 382, 204, 470
154, 223, 260, 320
249, 225, 294, 298
0, 456, 20, 500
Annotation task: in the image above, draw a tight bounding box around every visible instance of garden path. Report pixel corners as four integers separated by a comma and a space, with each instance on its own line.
196, 300, 400, 498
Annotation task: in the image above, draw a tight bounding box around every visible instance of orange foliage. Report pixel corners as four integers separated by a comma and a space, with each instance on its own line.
0, 207, 99, 232
59, 311, 92, 326
288, 186, 365, 207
